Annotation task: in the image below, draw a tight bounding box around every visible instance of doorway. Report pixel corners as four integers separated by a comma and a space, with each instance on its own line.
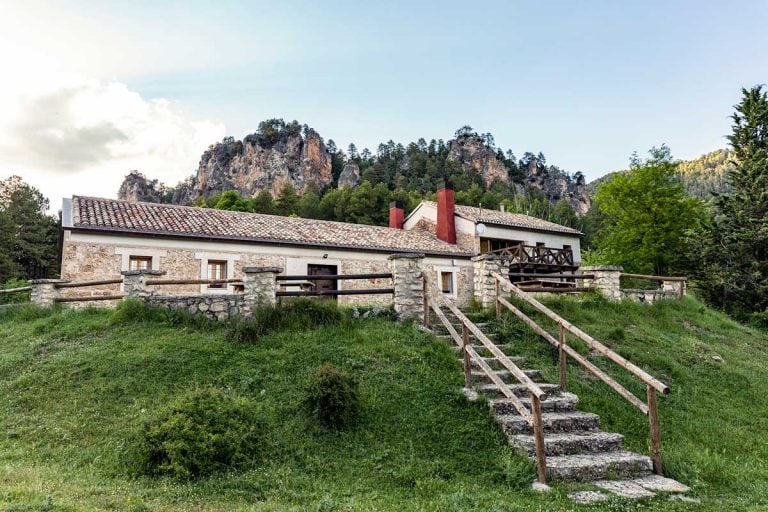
307, 264, 338, 300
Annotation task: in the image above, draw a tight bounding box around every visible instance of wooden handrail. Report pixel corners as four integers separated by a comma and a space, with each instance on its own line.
620, 273, 687, 282
423, 274, 547, 483
56, 279, 123, 288
497, 296, 649, 414
493, 271, 668, 474
425, 274, 545, 399
0, 286, 32, 294
55, 294, 125, 302
145, 278, 243, 286
276, 273, 392, 281
493, 272, 669, 395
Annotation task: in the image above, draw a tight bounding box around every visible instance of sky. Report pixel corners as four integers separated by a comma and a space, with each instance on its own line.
1, 0, 766, 210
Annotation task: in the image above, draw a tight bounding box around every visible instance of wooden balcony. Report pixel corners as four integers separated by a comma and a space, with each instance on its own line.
488, 243, 577, 273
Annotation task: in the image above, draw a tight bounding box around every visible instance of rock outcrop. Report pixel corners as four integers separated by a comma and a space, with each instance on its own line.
193, 128, 332, 200
522, 161, 591, 216
117, 171, 167, 203
447, 135, 509, 188
337, 163, 361, 188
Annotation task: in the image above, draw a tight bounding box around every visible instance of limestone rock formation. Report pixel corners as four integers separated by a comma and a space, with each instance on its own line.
337, 163, 361, 188
117, 171, 167, 203
522, 161, 591, 215
193, 128, 332, 199
447, 135, 509, 187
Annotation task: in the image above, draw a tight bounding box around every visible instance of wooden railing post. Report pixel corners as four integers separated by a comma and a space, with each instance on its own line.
558, 322, 567, 392
462, 323, 472, 387
495, 278, 501, 320
423, 278, 430, 327
530, 393, 548, 484
647, 385, 663, 474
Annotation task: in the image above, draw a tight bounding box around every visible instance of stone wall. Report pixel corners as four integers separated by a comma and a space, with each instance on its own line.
389, 253, 425, 320
472, 255, 503, 309
147, 294, 246, 321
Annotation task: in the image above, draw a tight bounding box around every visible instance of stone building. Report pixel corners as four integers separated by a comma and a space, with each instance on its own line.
59, 184, 582, 306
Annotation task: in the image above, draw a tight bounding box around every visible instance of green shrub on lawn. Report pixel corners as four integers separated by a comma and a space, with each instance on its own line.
304, 363, 360, 430
132, 387, 263, 479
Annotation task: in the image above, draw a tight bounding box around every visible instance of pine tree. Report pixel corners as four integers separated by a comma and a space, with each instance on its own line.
696, 86, 768, 319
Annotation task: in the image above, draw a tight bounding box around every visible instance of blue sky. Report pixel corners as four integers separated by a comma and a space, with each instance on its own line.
1, 0, 766, 203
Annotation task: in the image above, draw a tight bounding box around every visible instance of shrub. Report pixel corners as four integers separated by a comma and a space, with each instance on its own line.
0, 278, 31, 305
132, 387, 262, 479
304, 363, 360, 430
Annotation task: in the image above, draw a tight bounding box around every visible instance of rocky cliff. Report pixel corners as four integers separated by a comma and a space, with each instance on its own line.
447, 135, 510, 188
521, 159, 591, 215
119, 123, 333, 204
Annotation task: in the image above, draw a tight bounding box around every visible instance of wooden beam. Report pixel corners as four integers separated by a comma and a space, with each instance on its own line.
276, 273, 392, 281
56, 279, 122, 288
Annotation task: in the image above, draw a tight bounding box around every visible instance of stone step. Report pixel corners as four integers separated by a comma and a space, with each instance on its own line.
509, 431, 624, 457
476, 382, 560, 399
496, 410, 600, 435
470, 369, 543, 384
489, 392, 579, 415
468, 356, 526, 370
545, 451, 653, 482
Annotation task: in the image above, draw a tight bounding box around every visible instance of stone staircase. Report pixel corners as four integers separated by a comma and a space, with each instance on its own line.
428, 306, 691, 501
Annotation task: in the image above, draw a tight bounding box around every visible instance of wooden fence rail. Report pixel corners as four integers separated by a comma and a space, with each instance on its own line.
276, 273, 392, 281
492, 271, 669, 474
56, 279, 123, 288
0, 286, 32, 294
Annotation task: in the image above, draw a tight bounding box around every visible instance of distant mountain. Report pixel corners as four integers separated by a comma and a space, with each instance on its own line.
587, 149, 734, 200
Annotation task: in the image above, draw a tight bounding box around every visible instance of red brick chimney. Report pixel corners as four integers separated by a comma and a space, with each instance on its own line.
389, 201, 404, 229
436, 182, 456, 244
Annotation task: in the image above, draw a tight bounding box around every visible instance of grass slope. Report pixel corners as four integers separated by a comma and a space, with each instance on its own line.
0, 296, 766, 511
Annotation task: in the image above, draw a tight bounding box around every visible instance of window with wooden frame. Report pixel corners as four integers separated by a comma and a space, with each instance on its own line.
207, 260, 227, 289
440, 271, 454, 294
128, 256, 152, 271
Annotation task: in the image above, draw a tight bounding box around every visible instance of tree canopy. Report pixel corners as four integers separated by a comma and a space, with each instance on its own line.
590, 146, 703, 275
0, 176, 60, 283
694, 85, 768, 320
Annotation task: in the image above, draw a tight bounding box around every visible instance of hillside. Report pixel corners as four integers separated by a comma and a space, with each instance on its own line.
587, 149, 734, 200
0, 298, 766, 510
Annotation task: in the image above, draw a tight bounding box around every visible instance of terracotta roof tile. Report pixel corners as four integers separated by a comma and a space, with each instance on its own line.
71, 196, 472, 256
422, 201, 581, 235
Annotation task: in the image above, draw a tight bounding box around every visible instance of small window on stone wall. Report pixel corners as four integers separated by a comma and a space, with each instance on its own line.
129, 256, 152, 271
208, 260, 227, 289
440, 271, 454, 294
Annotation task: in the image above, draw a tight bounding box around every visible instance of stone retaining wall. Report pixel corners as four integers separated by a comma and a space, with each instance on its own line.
147, 294, 246, 321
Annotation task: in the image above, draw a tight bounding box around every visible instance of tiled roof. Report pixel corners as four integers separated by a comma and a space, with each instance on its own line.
421, 201, 581, 235
70, 196, 472, 256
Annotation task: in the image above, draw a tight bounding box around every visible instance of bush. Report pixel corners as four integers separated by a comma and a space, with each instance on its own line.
132, 387, 262, 479
304, 363, 360, 430
0, 278, 30, 305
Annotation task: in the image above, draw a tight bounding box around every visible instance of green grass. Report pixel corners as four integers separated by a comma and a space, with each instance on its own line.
0, 297, 766, 510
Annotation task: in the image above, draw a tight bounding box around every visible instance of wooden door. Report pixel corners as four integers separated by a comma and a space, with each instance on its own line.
307, 264, 338, 300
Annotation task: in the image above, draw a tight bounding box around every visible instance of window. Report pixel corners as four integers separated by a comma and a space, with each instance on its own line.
440, 271, 454, 294
128, 256, 152, 271
207, 260, 227, 288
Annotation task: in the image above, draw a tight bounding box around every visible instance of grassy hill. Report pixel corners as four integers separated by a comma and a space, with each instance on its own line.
0, 296, 766, 511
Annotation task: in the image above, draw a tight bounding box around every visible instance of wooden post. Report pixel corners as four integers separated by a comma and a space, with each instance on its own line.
530, 393, 548, 484
462, 323, 472, 387
495, 278, 501, 320
423, 278, 430, 327
559, 322, 567, 392
647, 384, 663, 474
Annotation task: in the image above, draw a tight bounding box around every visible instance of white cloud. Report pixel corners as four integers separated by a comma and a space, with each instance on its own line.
0, 78, 225, 209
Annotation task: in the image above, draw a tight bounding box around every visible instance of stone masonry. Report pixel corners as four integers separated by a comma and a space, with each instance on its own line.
243, 267, 282, 310
148, 294, 246, 322
389, 253, 425, 321
28, 279, 69, 307
472, 255, 503, 309
579, 266, 623, 300
122, 270, 167, 299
